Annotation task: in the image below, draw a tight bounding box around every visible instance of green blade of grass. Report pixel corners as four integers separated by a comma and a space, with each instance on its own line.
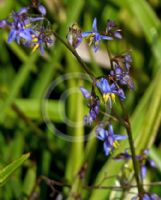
0, 153, 30, 187
0, 53, 38, 122
118, 0, 161, 67
7, 99, 65, 122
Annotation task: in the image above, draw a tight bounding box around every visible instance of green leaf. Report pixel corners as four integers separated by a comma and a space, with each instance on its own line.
118, 0, 161, 67
0, 153, 30, 187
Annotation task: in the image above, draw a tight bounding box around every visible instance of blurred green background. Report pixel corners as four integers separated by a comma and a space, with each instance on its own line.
0, 0, 161, 199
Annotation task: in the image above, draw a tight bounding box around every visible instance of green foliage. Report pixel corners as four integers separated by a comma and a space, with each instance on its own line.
0, 0, 161, 199
0, 153, 30, 187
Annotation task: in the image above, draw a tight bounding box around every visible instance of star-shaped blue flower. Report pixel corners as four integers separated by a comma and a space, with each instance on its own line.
96, 125, 127, 156
81, 18, 112, 52
96, 78, 125, 107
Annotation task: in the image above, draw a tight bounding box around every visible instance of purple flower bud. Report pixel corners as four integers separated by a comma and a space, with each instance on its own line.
94, 105, 99, 114
143, 149, 149, 155
80, 87, 91, 99
141, 165, 147, 179
107, 20, 116, 31
0, 20, 7, 28
143, 194, 151, 200
115, 66, 122, 75
125, 54, 132, 63
150, 193, 161, 200
149, 159, 156, 168
90, 109, 96, 120
18, 7, 29, 15
114, 31, 122, 39
38, 4, 47, 15
117, 88, 126, 100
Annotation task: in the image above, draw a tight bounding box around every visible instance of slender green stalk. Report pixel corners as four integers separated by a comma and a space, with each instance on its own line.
54, 29, 145, 198
53, 31, 96, 82
106, 44, 144, 198
120, 102, 144, 198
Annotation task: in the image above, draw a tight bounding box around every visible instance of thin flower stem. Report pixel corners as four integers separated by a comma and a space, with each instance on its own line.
54, 30, 144, 198
106, 44, 144, 197
120, 101, 144, 197
53, 31, 96, 82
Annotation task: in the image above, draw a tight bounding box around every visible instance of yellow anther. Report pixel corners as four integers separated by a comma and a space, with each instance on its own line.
86, 33, 95, 46
32, 34, 38, 43
111, 93, 116, 103
31, 35, 39, 53
113, 141, 119, 149
103, 93, 116, 104
31, 43, 39, 53
103, 93, 110, 102
24, 23, 31, 28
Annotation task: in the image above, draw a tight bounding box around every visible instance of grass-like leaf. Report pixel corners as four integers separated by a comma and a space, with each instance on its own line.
0, 153, 30, 187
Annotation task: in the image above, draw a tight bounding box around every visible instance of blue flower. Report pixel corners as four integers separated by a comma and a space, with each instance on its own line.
0, 19, 8, 28
7, 25, 33, 44
81, 18, 112, 52
96, 125, 127, 156
6, 8, 42, 44
96, 78, 125, 107
38, 4, 47, 15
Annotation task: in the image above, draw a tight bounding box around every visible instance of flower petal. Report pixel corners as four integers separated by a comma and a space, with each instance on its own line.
81, 31, 93, 37
80, 87, 91, 99
103, 142, 111, 156
92, 18, 97, 32
100, 35, 113, 40
141, 165, 147, 179
8, 29, 17, 43
114, 134, 127, 141
96, 127, 107, 141
38, 4, 46, 15
96, 78, 111, 94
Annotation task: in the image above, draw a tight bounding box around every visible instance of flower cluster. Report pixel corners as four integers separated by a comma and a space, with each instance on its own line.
109, 53, 134, 90
68, 18, 122, 52
80, 87, 100, 125
0, 3, 55, 55
114, 149, 160, 200
114, 149, 156, 180
78, 19, 134, 155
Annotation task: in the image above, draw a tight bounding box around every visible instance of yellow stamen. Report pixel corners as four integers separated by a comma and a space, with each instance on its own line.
103, 93, 110, 102
113, 141, 119, 149
32, 34, 38, 43
103, 93, 116, 103
31, 44, 39, 53
111, 93, 116, 103
31, 35, 39, 53
24, 23, 31, 28
86, 33, 95, 46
